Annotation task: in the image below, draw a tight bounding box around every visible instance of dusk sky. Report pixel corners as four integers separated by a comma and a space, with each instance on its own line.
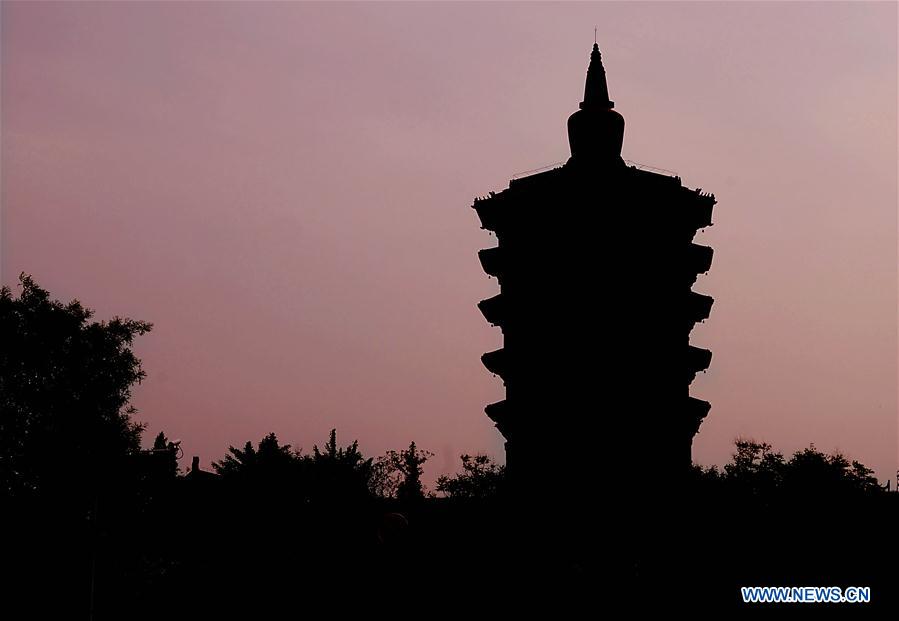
2, 2, 896, 484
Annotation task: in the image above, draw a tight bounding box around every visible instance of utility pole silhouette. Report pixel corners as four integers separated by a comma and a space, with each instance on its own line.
472, 41, 716, 581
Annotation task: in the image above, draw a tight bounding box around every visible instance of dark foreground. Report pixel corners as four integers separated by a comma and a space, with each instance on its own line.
7, 478, 897, 617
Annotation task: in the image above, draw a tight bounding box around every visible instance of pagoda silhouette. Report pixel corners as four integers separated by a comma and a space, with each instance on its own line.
472, 42, 716, 581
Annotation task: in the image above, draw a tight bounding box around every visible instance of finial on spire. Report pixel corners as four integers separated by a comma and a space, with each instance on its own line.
594, 27, 597, 45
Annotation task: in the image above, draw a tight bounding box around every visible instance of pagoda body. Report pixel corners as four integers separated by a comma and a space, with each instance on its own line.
472, 44, 716, 573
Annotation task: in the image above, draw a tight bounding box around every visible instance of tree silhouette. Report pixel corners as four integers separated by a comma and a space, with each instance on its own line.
692, 439, 885, 499
308, 429, 374, 504
436, 454, 506, 500
213, 432, 300, 481
151, 431, 169, 451
145, 431, 180, 479
723, 439, 785, 498
0, 273, 151, 504
371, 441, 433, 502
396, 441, 431, 503
783, 444, 882, 497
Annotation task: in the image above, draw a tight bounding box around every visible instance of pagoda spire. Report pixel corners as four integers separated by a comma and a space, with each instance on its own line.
581, 43, 614, 110
567, 41, 624, 162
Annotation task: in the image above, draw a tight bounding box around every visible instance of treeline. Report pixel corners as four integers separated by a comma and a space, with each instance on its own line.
1, 274, 512, 617
191, 430, 505, 502
3, 274, 896, 616
690, 438, 885, 499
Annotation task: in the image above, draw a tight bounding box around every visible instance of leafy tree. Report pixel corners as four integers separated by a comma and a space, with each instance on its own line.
213, 432, 300, 480
689, 463, 723, 481
152, 431, 170, 451
0, 274, 151, 503
146, 431, 180, 479
308, 429, 375, 503
371, 441, 433, 502
844, 460, 881, 492
719, 439, 786, 500
783, 444, 883, 497
693, 439, 884, 499
436, 454, 506, 500
395, 441, 431, 503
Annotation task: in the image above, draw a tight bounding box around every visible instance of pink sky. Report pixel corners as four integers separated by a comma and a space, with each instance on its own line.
2, 2, 896, 484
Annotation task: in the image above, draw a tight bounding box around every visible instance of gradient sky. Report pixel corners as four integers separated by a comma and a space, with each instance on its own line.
2, 2, 896, 484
